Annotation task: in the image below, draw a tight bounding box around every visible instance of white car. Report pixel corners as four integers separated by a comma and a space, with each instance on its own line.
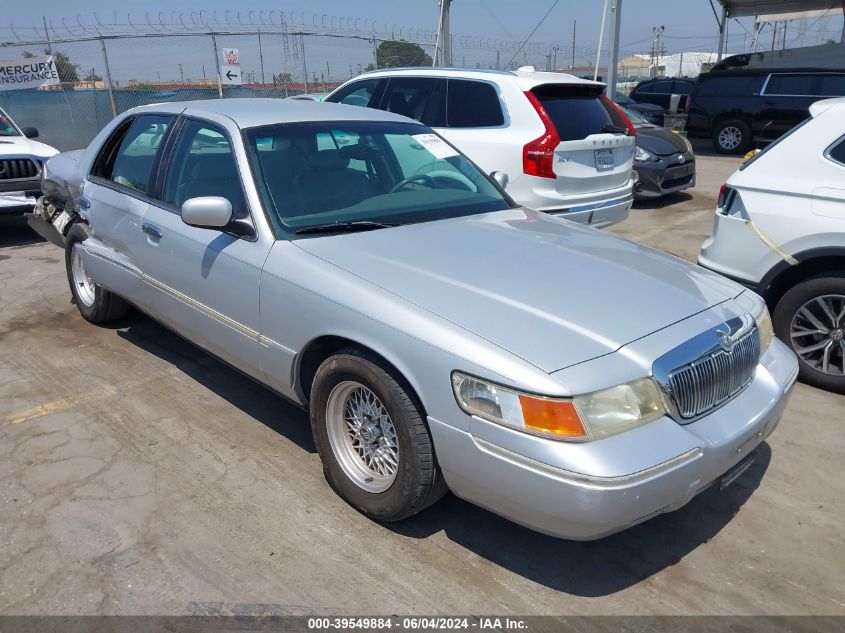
699, 97, 845, 393
0, 106, 58, 215
325, 67, 636, 228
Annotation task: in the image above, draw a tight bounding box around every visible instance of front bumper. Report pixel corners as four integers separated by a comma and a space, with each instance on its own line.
429, 339, 798, 540
634, 154, 696, 199
0, 179, 41, 215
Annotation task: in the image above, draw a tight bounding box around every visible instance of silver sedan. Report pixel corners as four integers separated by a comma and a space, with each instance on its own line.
32, 99, 798, 540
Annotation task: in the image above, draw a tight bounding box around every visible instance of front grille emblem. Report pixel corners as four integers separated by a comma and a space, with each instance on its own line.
717, 330, 734, 352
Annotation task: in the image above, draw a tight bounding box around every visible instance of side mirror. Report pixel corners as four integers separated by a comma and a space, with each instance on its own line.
490, 171, 509, 190
22, 127, 39, 139
181, 196, 232, 229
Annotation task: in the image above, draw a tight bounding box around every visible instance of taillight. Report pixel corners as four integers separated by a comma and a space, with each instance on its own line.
684, 95, 692, 114
601, 96, 637, 138
523, 91, 559, 179
717, 184, 730, 208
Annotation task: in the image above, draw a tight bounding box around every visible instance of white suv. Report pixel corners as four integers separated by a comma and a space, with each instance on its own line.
699, 97, 845, 393
325, 67, 636, 228
0, 106, 58, 216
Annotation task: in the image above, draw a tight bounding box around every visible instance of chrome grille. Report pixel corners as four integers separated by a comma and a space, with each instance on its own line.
0, 159, 39, 180
668, 329, 760, 419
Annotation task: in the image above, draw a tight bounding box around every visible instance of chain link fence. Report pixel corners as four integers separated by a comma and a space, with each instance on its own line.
0, 15, 561, 151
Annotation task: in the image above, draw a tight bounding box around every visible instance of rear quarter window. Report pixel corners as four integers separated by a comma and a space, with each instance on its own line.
695, 75, 765, 97
446, 80, 504, 128
827, 138, 845, 166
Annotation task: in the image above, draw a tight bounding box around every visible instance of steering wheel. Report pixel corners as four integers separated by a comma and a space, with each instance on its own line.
390, 173, 438, 193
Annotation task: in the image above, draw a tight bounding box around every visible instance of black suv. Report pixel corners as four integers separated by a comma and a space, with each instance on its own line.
686, 68, 845, 153
629, 78, 696, 110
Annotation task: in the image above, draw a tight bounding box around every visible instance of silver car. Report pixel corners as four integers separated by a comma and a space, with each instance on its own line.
31, 99, 798, 540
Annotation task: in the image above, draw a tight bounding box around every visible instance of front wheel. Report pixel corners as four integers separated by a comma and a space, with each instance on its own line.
773, 276, 845, 394
310, 349, 447, 521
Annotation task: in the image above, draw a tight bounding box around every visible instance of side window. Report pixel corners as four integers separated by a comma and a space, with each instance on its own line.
672, 80, 693, 95
828, 139, 845, 166
650, 81, 674, 94
820, 74, 845, 97
765, 74, 818, 96
446, 80, 504, 128
162, 120, 247, 220
326, 79, 381, 108
379, 78, 439, 122
93, 115, 172, 194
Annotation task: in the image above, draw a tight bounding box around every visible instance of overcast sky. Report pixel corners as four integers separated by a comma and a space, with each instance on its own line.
3, 1, 842, 82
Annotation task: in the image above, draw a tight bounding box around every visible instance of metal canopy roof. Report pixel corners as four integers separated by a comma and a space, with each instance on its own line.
718, 0, 844, 18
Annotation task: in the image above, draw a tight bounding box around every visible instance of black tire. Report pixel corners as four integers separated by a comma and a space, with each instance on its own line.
773, 275, 845, 394
65, 223, 131, 324
712, 118, 752, 155
310, 348, 448, 521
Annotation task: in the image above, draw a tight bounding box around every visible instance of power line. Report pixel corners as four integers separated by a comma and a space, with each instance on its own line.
506, 0, 560, 67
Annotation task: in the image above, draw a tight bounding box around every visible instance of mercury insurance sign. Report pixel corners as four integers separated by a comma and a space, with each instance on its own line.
0, 56, 60, 90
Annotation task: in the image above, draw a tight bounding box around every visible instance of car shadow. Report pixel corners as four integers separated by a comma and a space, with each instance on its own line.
0, 216, 46, 247
389, 443, 771, 597
633, 192, 694, 210
108, 312, 771, 597
114, 312, 316, 454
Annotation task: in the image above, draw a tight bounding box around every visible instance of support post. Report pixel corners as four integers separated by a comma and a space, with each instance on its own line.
99, 37, 117, 117
606, 0, 622, 98
258, 29, 266, 84
716, 5, 728, 61
211, 33, 223, 98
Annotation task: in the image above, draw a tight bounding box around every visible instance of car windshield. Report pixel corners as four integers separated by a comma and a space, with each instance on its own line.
0, 108, 21, 137
245, 121, 511, 235
620, 106, 649, 126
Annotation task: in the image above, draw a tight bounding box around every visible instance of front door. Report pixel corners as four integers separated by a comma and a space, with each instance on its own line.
135, 118, 272, 378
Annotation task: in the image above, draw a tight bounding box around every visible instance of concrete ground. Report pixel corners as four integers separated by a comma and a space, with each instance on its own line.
1, 146, 844, 616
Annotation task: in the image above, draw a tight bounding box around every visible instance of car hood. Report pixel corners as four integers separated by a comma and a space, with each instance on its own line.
635, 126, 690, 156
295, 209, 742, 373
0, 135, 59, 159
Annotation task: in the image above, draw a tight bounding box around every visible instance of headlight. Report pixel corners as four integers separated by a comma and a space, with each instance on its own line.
634, 146, 657, 162
452, 373, 666, 441
754, 304, 774, 353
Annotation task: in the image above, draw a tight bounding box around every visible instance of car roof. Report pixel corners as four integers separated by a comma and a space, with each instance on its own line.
810, 96, 845, 118
124, 98, 421, 128
356, 66, 605, 91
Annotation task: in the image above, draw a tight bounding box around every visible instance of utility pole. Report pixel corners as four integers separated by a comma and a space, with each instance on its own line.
179, 63, 184, 83
652, 25, 665, 69
606, 0, 623, 98
211, 33, 223, 98
258, 29, 266, 84
571, 20, 576, 69
42, 16, 53, 56
435, 0, 452, 66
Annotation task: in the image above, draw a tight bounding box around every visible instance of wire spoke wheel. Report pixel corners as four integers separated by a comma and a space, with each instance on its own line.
70, 243, 96, 307
790, 294, 845, 377
326, 380, 400, 493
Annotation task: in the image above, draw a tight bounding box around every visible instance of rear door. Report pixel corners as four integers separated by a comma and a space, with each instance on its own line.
530, 84, 635, 197
760, 73, 820, 137
83, 114, 174, 307
632, 80, 674, 108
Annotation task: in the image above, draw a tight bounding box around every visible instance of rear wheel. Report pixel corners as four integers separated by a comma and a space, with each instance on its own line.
712, 119, 751, 154
310, 349, 447, 521
65, 224, 130, 324
773, 276, 845, 394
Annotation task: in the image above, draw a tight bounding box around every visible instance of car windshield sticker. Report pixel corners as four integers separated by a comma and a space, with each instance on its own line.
412, 134, 458, 160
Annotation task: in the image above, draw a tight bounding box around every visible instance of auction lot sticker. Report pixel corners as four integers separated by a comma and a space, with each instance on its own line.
412, 133, 458, 160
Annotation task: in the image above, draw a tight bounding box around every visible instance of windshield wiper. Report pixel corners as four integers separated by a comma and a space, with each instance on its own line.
601, 123, 627, 134
294, 220, 398, 235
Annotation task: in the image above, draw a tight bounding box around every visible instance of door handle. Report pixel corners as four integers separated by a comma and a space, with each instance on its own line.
141, 223, 162, 240
76, 196, 91, 209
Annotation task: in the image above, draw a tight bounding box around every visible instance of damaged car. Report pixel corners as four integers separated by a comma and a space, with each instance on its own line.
0, 106, 58, 217
29, 99, 798, 540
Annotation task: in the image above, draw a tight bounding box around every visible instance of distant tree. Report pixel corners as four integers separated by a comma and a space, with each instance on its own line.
22, 51, 35, 58
46, 50, 79, 84
375, 40, 432, 69
83, 70, 103, 82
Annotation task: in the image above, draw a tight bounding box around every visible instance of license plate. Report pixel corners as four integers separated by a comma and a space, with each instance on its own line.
720, 451, 757, 490
594, 149, 614, 172
671, 164, 694, 178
